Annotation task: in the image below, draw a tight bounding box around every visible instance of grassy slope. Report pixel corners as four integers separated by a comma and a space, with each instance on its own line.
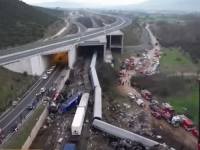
122, 22, 142, 46
160, 47, 198, 126
2, 105, 45, 149
160, 47, 197, 72
169, 89, 199, 126
0, 67, 35, 112
0, 0, 58, 49
34, 6, 64, 18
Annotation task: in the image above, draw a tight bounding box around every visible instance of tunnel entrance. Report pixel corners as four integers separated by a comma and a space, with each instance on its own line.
111, 35, 122, 46
41, 52, 69, 72
52, 52, 68, 65
106, 35, 110, 49
77, 45, 104, 61
111, 48, 122, 54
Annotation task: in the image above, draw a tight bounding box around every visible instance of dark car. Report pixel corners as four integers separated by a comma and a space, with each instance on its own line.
151, 111, 161, 119
27, 100, 36, 110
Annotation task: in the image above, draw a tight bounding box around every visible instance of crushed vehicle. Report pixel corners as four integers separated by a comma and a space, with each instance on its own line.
58, 92, 82, 115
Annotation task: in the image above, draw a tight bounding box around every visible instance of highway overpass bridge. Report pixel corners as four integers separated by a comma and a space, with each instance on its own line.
0, 15, 131, 75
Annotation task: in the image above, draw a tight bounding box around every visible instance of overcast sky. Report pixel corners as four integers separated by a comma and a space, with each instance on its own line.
22, 0, 149, 5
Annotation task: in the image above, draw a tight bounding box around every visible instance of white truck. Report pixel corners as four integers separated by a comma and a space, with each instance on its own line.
135, 99, 144, 107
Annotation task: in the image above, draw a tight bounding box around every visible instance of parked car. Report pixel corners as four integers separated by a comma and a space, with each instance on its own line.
152, 100, 159, 105
151, 111, 161, 119
12, 101, 18, 107
52, 64, 56, 68
43, 74, 48, 79
47, 70, 52, 74
49, 67, 54, 71
127, 93, 135, 100
40, 87, 46, 93
27, 100, 36, 110
135, 99, 144, 107
192, 129, 199, 139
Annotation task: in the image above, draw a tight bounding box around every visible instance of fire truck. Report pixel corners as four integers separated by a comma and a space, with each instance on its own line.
118, 70, 126, 77
178, 115, 195, 130
149, 104, 180, 127
141, 90, 152, 101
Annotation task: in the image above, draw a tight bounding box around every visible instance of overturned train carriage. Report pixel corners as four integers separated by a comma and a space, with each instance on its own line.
89, 67, 100, 90
92, 119, 159, 147
90, 51, 97, 68
93, 86, 102, 120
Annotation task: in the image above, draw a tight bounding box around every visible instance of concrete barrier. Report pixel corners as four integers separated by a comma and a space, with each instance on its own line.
57, 69, 70, 91
21, 104, 49, 149
22, 70, 70, 149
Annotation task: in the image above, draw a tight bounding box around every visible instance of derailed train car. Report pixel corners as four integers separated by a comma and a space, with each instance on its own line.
89, 67, 100, 90
90, 51, 97, 68
92, 119, 158, 147
93, 86, 102, 120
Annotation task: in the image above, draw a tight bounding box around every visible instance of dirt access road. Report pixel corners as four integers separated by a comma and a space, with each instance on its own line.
118, 25, 197, 150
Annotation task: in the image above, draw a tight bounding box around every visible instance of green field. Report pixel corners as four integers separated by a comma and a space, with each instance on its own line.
139, 17, 186, 24
160, 47, 197, 72
2, 105, 45, 149
169, 89, 199, 127
122, 22, 142, 46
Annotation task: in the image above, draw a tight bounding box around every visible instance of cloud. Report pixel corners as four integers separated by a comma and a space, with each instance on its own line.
23, 0, 149, 5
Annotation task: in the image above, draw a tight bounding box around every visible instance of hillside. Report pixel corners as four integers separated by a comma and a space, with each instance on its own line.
34, 6, 64, 18
0, 67, 36, 113
0, 0, 60, 49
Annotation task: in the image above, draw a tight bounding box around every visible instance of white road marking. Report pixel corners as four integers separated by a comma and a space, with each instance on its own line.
1, 66, 61, 127
1, 65, 66, 147
0, 101, 42, 146
0, 16, 127, 60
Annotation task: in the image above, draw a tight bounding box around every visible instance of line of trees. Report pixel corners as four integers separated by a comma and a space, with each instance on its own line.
151, 16, 200, 62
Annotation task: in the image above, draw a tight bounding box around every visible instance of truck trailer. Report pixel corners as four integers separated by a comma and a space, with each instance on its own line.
71, 107, 86, 135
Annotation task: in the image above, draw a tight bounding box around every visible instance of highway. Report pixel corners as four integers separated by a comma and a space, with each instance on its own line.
0, 65, 65, 141
0, 16, 131, 65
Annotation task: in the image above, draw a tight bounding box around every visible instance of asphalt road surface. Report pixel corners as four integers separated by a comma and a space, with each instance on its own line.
0, 16, 131, 65
0, 65, 65, 138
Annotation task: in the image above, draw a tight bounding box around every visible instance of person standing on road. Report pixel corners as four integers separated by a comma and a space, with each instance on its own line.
20, 114, 23, 120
